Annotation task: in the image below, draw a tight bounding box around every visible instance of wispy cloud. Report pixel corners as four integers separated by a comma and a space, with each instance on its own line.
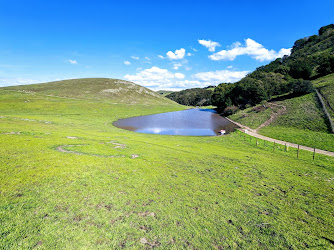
210, 38, 291, 61
173, 63, 183, 70
192, 69, 249, 84
158, 55, 164, 59
166, 48, 186, 60
131, 56, 139, 60
0, 77, 39, 87
124, 61, 131, 65
67, 59, 78, 64
145, 57, 150, 60
198, 39, 221, 52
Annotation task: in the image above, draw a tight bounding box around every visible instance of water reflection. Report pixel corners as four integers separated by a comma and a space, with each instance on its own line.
113, 109, 239, 136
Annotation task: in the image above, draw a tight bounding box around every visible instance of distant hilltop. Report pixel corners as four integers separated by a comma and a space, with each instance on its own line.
1, 78, 177, 105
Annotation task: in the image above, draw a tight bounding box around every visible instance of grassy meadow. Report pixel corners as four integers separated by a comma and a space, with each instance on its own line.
1, 79, 334, 249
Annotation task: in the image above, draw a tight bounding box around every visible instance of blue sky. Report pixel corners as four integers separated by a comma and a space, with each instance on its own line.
1, 0, 334, 90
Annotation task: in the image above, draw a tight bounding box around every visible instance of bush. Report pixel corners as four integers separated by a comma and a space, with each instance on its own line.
223, 106, 238, 116
289, 79, 314, 95
289, 60, 312, 79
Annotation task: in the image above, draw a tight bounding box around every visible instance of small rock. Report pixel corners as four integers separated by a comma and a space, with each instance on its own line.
131, 154, 139, 159
140, 238, 148, 244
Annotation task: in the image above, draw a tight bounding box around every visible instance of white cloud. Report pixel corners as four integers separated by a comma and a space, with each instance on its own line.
173, 63, 183, 70
209, 38, 291, 62
192, 70, 249, 84
158, 55, 164, 59
192, 48, 198, 52
125, 66, 200, 90
0, 77, 39, 87
131, 56, 139, 60
227, 66, 233, 69
166, 48, 186, 60
67, 59, 78, 64
187, 53, 193, 56
145, 57, 150, 60
277, 48, 291, 58
198, 39, 221, 52
124, 67, 248, 91
124, 61, 131, 65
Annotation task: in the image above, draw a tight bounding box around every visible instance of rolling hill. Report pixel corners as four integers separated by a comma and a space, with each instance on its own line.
2, 78, 177, 105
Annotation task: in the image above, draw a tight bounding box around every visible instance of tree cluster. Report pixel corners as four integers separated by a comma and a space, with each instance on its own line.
212, 24, 334, 113
166, 88, 213, 106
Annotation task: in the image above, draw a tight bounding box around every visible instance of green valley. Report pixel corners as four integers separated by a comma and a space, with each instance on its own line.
1, 79, 334, 249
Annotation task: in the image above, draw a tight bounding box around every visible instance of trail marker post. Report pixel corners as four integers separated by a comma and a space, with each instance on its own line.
297, 145, 300, 158
313, 148, 315, 160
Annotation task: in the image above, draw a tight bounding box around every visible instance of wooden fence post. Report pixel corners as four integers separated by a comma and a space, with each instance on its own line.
285, 143, 287, 152
313, 148, 315, 160
297, 145, 300, 158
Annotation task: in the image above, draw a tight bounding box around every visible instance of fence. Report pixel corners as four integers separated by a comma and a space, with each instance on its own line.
234, 130, 318, 160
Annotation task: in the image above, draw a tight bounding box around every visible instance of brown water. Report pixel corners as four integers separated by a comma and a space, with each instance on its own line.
113, 109, 239, 136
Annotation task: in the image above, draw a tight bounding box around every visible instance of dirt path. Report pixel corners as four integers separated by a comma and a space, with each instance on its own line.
316, 89, 334, 133
225, 117, 334, 157
255, 103, 286, 132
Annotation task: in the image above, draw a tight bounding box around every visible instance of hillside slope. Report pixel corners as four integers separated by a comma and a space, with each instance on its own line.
229, 74, 334, 151
2, 78, 177, 105
212, 24, 334, 112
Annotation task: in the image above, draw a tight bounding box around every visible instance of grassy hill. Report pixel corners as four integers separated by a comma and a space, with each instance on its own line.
229, 74, 334, 151
313, 73, 334, 118
0, 79, 334, 248
3, 78, 177, 105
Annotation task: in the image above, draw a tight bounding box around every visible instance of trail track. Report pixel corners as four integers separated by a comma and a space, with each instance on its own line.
225, 116, 334, 157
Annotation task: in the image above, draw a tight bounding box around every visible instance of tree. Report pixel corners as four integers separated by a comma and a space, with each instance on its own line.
317, 53, 334, 76
289, 60, 312, 79
211, 83, 233, 109
319, 24, 334, 36
289, 79, 314, 95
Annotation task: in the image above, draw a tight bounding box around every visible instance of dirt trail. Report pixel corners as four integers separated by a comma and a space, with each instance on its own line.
225, 118, 334, 157
255, 103, 286, 132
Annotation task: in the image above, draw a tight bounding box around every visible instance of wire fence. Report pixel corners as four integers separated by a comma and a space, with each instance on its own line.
233, 130, 319, 161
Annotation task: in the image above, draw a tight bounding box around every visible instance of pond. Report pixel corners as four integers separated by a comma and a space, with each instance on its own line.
113, 109, 239, 136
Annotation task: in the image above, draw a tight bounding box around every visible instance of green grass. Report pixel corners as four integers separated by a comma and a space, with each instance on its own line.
1, 80, 334, 249
3, 78, 176, 105
313, 73, 334, 118
229, 105, 277, 129
258, 93, 334, 152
